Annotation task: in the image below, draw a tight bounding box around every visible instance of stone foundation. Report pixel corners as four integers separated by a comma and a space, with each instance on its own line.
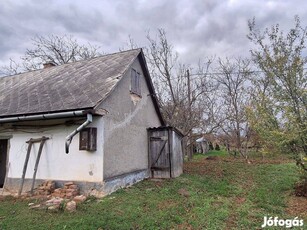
103, 169, 149, 194
3, 169, 149, 196
3, 178, 104, 196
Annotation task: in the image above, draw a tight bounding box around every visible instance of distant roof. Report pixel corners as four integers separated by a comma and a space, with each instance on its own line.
196, 137, 207, 143
0, 48, 164, 124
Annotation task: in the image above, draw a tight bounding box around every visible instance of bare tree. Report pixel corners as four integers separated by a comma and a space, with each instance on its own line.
119, 35, 139, 51
1, 34, 101, 75
146, 29, 215, 159
0, 58, 21, 76
214, 58, 252, 160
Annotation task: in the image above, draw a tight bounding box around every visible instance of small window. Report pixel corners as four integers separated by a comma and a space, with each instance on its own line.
131, 69, 141, 96
79, 127, 97, 151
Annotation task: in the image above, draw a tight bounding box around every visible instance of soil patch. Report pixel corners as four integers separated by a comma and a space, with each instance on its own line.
178, 188, 190, 197
157, 199, 178, 210
177, 223, 193, 230
294, 181, 307, 197
184, 161, 224, 178
206, 156, 220, 161
286, 196, 307, 217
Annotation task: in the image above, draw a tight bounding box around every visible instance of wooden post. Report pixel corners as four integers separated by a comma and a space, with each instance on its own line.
18, 137, 49, 196
187, 69, 191, 109
18, 140, 33, 196
30, 137, 49, 195
168, 129, 172, 178
147, 129, 152, 178
185, 70, 194, 160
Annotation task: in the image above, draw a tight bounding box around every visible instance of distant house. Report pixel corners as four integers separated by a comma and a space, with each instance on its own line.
0, 49, 183, 196
196, 137, 210, 154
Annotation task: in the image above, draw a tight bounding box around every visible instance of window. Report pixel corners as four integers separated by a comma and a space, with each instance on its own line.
79, 127, 97, 151
131, 68, 141, 96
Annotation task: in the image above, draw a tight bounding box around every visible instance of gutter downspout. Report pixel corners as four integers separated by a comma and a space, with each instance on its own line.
65, 113, 93, 154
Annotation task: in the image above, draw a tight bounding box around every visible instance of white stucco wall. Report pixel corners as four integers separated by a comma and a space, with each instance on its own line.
1, 116, 104, 183
0, 54, 163, 194
101, 57, 162, 179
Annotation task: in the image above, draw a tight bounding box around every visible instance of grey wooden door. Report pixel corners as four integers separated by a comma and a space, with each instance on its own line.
0, 140, 8, 188
149, 130, 171, 178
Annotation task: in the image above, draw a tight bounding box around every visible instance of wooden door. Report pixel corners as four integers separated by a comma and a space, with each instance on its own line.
0, 140, 8, 188
148, 130, 172, 178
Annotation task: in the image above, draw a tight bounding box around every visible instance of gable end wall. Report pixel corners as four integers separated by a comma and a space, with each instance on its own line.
101, 57, 162, 179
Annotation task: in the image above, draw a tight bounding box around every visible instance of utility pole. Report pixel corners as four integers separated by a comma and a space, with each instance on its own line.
186, 69, 193, 160
187, 69, 191, 110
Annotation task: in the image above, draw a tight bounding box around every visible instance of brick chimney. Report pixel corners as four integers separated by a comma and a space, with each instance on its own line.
43, 62, 56, 69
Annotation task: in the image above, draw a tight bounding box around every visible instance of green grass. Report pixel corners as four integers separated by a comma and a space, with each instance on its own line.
192, 149, 228, 161
0, 155, 305, 230
205, 149, 228, 157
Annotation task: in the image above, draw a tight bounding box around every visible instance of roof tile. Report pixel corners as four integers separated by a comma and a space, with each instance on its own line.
0, 49, 140, 117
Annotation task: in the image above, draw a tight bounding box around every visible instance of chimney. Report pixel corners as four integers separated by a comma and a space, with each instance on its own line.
43, 62, 56, 69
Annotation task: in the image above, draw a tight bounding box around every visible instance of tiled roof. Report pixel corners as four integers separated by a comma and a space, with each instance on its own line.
0, 49, 141, 117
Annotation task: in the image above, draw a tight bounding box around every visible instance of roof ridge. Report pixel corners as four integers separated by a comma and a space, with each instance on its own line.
0, 48, 142, 79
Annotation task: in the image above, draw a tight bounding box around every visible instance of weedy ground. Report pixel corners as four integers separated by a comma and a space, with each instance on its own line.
0, 151, 306, 230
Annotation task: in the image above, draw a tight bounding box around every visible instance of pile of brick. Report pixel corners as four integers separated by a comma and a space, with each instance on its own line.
51, 182, 79, 199
29, 195, 86, 212
28, 181, 87, 212
34, 180, 55, 196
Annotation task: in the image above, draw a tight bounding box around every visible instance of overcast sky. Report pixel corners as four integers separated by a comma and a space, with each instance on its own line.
1, 0, 306, 69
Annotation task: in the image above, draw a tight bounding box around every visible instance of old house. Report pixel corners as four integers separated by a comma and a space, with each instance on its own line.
0, 49, 183, 196
195, 137, 210, 154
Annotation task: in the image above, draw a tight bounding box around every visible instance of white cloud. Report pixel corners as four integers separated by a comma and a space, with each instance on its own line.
1, 0, 307, 68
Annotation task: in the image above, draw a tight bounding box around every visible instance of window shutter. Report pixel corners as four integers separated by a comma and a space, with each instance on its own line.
79, 127, 97, 151
137, 72, 141, 95
131, 69, 137, 94
79, 130, 89, 150
131, 68, 141, 96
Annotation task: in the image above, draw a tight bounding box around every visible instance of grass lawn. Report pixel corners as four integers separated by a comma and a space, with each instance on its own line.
0, 151, 306, 230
